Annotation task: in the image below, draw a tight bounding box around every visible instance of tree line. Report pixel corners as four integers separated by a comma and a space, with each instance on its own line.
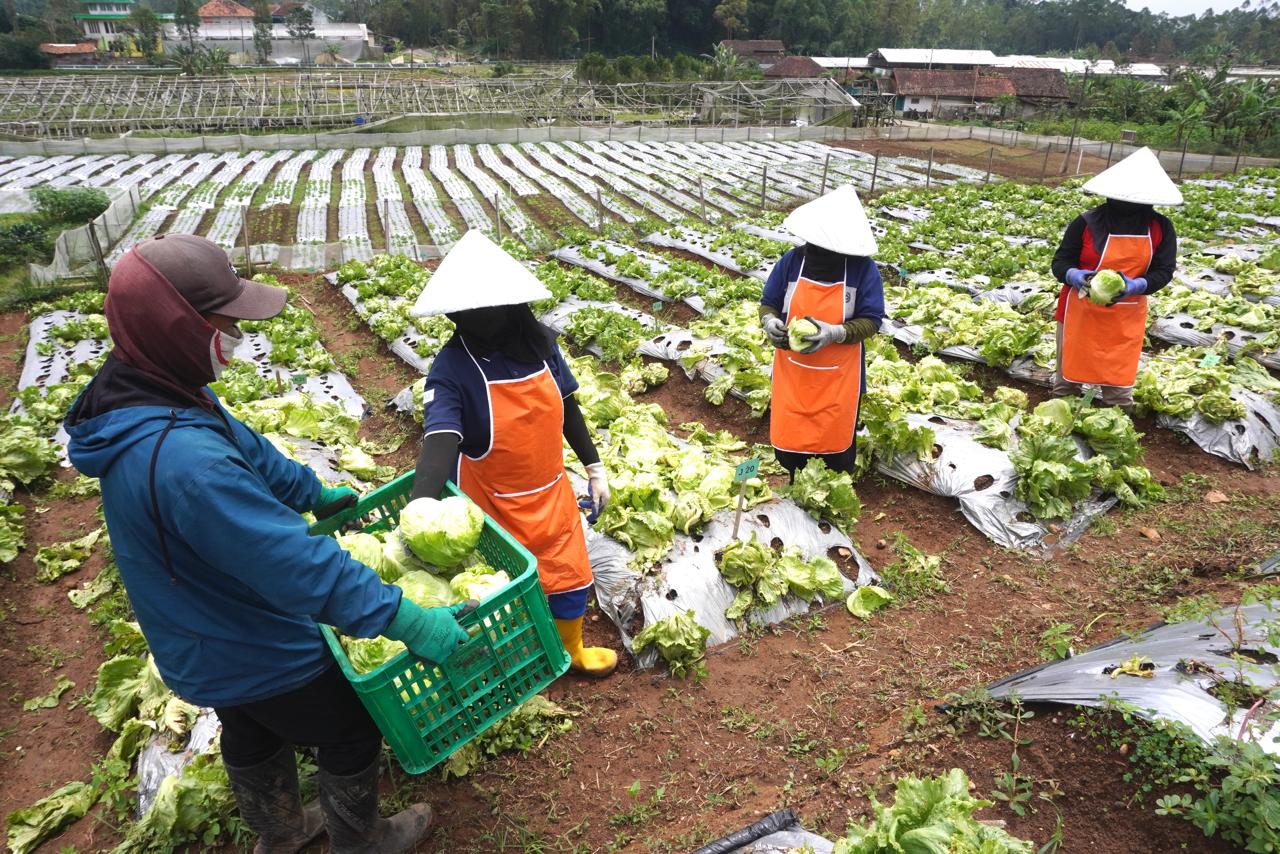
2, 0, 1278, 68
306, 0, 1280, 65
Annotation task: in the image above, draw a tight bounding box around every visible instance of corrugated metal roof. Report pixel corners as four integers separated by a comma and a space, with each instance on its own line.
811, 56, 870, 69
1125, 63, 1165, 77
873, 48, 998, 66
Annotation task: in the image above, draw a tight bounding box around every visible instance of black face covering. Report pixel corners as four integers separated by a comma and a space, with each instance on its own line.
446, 304, 556, 364
802, 243, 848, 284
1082, 199, 1155, 249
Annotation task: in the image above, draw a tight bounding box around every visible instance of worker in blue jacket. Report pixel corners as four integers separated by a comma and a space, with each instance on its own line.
65, 234, 464, 854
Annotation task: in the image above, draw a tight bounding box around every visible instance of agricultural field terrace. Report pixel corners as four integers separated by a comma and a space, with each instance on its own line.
0, 139, 1278, 854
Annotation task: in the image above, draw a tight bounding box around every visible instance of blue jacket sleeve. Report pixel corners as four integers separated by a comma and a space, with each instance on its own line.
170, 455, 401, 638
549, 343, 580, 398
215, 400, 321, 513
762, 249, 796, 313
852, 259, 886, 326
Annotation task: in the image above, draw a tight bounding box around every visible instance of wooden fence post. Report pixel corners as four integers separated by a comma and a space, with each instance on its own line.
240, 206, 254, 276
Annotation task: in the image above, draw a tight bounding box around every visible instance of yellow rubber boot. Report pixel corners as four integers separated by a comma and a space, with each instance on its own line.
554, 617, 618, 678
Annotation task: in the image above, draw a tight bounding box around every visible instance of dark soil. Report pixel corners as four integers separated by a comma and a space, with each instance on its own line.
250, 204, 294, 246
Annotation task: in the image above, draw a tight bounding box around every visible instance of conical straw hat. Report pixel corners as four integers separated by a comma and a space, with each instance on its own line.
782, 183, 878, 256
1081, 146, 1183, 206
411, 230, 551, 317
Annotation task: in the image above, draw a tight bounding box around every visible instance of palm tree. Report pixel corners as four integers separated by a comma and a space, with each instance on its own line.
168, 44, 203, 76
1164, 100, 1207, 146
701, 42, 743, 81
201, 46, 231, 74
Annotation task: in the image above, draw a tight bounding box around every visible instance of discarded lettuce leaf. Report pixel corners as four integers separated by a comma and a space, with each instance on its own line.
34, 527, 103, 583
846, 585, 894, 620
632, 610, 711, 679
4, 781, 98, 854
23, 675, 75, 711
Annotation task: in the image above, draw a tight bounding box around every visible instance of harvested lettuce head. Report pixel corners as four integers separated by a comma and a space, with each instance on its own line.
344, 636, 406, 674
1089, 269, 1125, 306
336, 532, 401, 582
398, 570, 459, 609
451, 567, 510, 602
398, 496, 484, 567
788, 317, 819, 351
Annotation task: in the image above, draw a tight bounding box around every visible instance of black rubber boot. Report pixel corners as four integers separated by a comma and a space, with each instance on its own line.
225, 744, 326, 854
318, 757, 434, 854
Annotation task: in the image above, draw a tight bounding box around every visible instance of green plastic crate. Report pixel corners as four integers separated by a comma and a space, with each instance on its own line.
309, 470, 570, 774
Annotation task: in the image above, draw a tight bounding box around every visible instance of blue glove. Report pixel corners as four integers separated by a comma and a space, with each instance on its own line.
1114, 274, 1147, 303
382, 598, 470, 664
1065, 268, 1094, 294
797, 316, 847, 354
313, 485, 358, 520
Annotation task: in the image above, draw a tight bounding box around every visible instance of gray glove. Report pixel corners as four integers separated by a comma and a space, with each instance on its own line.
797, 316, 847, 354
762, 314, 789, 349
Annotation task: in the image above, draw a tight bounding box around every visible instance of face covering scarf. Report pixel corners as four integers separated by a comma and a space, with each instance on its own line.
104, 248, 223, 410
446, 304, 556, 364
210, 327, 242, 380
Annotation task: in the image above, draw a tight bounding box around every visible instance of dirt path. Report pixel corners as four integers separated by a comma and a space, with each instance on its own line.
826, 138, 1112, 184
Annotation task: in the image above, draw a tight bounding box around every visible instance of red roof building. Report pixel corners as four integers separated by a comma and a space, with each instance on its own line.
719, 39, 786, 66
40, 41, 99, 66
763, 55, 825, 78
40, 41, 98, 55
198, 0, 252, 21
891, 68, 1015, 100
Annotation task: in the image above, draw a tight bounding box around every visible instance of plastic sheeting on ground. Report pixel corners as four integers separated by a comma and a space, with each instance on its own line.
14, 310, 368, 454
324, 272, 439, 375
1254, 551, 1279, 577
586, 479, 875, 667
644, 228, 773, 282
135, 710, 221, 817
691, 809, 834, 854
1157, 388, 1280, 471
877, 413, 1115, 554
550, 243, 709, 314
985, 603, 1280, 754
1149, 313, 1280, 371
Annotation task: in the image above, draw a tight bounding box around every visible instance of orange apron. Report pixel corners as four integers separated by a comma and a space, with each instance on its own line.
770, 263, 863, 455
456, 359, 592, 596
1060, 232, 1153, 388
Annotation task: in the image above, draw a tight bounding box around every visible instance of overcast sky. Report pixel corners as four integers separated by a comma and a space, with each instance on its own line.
1126, 0, 1247, 16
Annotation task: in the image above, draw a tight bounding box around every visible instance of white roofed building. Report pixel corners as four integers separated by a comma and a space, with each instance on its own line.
869, 48, 999, 71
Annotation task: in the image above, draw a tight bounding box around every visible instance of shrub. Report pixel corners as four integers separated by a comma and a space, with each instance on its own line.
31, 186, 110, 225
0, 221, 51, 264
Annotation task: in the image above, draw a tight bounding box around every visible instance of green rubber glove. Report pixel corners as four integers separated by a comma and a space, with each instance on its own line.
382, 599, 471, 665
313, 485, 358, 521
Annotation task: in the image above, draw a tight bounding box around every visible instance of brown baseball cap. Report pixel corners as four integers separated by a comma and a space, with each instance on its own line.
134, 233, 287, 320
